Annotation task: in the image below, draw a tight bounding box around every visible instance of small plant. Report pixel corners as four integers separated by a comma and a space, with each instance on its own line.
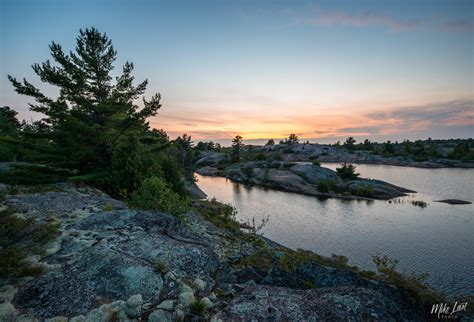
192, 198, 240, 233
189, 299, 206, 315
153, 260, 169, 274
311, 159, 321, 166
372, 255, 441, 307
411, 200, 428, 208
317, 180, 330, 193
336, 163, 360, 180
317, 180, 337, 193
303, 280, 317, 289
102, 203, 114, 211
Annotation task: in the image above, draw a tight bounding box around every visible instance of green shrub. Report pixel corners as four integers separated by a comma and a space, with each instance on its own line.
336, 163, 360, 180
317, 180, 337, 193
0, 164, 72, 185
192, 198, 240, 233
130, 177, 189, 216
0, 207, 58, 278
372, 255, 441, 308
352, 185, 374, 197
189, 299, 207, 315
311, 159, 321, 166
317, 180, 330, 193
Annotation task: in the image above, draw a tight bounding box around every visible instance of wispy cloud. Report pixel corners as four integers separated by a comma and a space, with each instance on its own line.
303, 11, 421, 32
239, 4, 474, 33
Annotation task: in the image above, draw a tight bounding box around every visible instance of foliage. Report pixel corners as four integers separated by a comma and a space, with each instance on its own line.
173, 133, 194, 170
192, 198, 240, 233
129, 177, 189, 216
336, 163, 360, 180
0, 207, 59, 278
265, 139, 275, 146
195, 141, 219, 151
0, 163, 73, 185
231, 135, 244, 163
5, 27, 188, 198
411, 200, 428, 208
317, 180, 330, 193
343, 136, 356, 150
189, 299, 207, 315
372, 255, 441, 307
311, 159, 321, 166
448, 141, 473, 160
287, 133, 299, 144
351, 185, 374, 197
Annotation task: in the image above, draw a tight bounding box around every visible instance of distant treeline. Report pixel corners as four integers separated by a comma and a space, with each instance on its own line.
192, 134, 473, 163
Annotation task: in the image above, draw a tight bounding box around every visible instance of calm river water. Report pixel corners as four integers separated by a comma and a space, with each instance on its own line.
195, 163, 474, 296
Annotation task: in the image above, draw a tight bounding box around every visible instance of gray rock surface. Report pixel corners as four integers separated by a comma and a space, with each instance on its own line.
0, 183, 453, 321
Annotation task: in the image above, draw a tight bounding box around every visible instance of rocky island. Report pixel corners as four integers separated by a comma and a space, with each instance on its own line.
195, 152, 416, 201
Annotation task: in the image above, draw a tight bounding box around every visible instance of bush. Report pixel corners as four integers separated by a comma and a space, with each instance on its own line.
352, 185, 374, 197
336, 163, 360, 180
372, 255, 441, 308
192, 198, 240, 233
0, 207, 58, 278
130, 177, 189, 216
317, 179, 337, 193
317, 180, 330, 193
0, 163, 73, 185
311, 159, 321, 166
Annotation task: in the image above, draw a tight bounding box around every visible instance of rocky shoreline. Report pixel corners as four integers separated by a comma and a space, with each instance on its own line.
196, 160, 416, 201
0, 182, 462, 321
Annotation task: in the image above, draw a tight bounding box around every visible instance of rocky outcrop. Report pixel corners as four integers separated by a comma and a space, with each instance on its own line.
194, 152, 229, 167
197, 162, 415, 200
0, 183, 450, 321
214, 284, 417, 321
436, 199, 472, 205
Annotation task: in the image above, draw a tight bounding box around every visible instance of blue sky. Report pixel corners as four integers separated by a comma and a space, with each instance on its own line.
1, 0, 473, 144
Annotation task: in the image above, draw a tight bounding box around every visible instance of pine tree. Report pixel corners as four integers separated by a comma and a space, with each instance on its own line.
8, 27, 162, 172
231, 135, 243, 162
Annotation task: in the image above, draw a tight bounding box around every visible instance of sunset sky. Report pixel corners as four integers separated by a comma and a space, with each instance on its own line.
1, 0, 473, 145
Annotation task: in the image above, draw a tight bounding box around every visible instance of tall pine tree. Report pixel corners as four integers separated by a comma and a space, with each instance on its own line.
8, 28, 162, 172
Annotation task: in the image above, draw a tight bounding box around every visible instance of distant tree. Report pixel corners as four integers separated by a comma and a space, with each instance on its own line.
174, 133, 194, 167
362, 139, 373, 150
449, 142, 471, 160
336, 163, 360, 180
288, 133, 299, 144
265, 139, 275, 146
231, 135, 243, 162
0, 106, 23, 137
343, 137, 356, 150
382, 141, 395, 154
345, 137, 356, 145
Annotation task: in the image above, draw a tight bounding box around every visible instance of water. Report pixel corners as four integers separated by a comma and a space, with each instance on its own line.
195, 163, 474, 297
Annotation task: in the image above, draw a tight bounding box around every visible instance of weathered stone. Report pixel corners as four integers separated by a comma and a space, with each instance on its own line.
156, 300, 174, 311
0, 285, 17, 302
148, 309, 172, 322
178, 292, 195, 307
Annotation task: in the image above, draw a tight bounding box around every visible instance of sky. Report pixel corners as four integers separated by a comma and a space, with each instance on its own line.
1, 0, 473, 145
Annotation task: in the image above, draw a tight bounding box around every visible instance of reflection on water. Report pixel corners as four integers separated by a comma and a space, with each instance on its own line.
196, 164, 474, 296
